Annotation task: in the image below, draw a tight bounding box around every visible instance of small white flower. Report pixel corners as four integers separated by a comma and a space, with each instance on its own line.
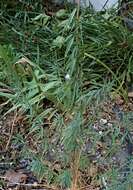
65, 74, 70, 80
99, 131, 102, 135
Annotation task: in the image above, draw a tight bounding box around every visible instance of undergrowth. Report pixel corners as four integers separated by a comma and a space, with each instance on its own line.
0, 1, 133, 190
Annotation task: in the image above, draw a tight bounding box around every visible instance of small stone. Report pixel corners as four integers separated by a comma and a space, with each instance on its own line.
112, 156, 116, 161
107, 123, 112, 128
52, 149, 55, 153
92, 124, 99, 130
128, 91, 133, 98
102, 150, 106, 155
96, 154, 101, 159
100, 119, 107, 125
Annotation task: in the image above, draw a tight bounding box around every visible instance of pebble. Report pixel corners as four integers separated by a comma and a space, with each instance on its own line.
100, 119, 108, 125
107, 123, 112, 128
112, 156, 116, 161
92, 124, 99, 130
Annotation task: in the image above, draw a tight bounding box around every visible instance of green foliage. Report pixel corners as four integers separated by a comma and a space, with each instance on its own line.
56, 170, 72, 188
62, 112, 83, 152
0, 1, 133, 189
79, 155, 90, 170
30, 157, 55, 182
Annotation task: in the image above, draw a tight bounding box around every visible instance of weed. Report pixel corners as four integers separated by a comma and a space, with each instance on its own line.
0, 1, 133, 189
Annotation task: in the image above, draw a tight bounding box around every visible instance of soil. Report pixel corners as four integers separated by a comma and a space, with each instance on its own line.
0, 98, 133, 190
